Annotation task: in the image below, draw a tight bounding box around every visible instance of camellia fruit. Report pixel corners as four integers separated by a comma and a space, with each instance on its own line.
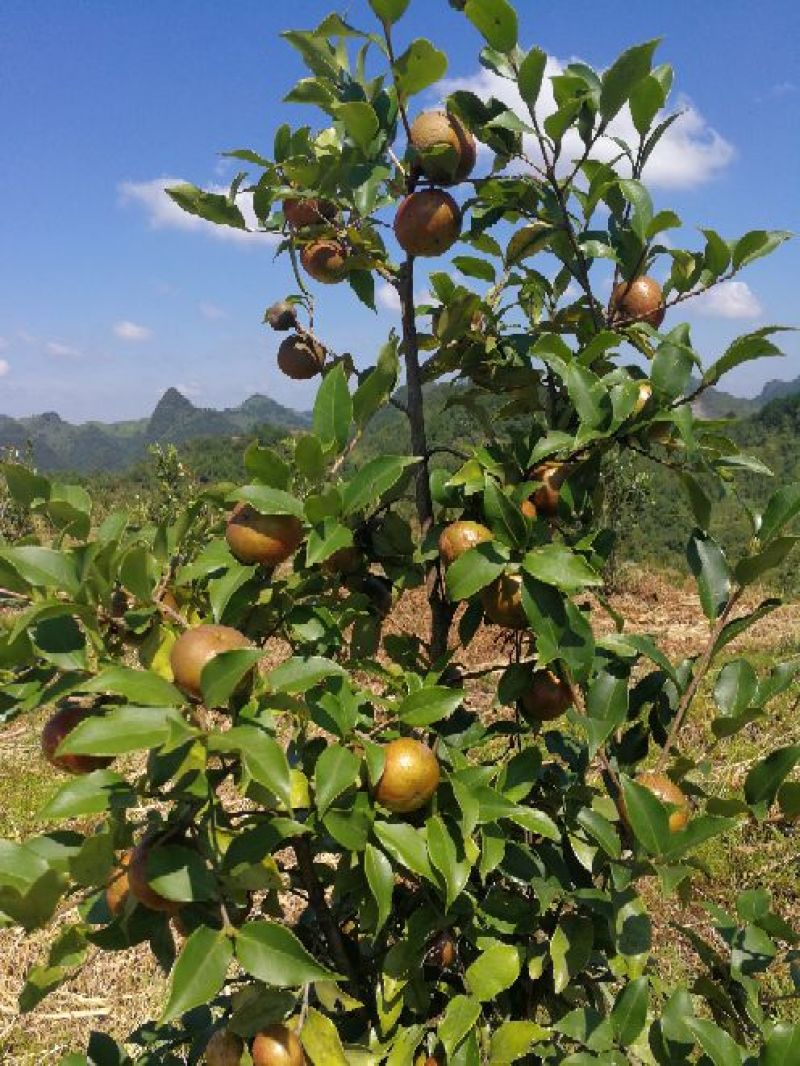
205, 1029, 245, 1066
481, 573, 527, 629
41, 701, 114, 775
105, 850, 132, 917
520, 669, 572, 723
321, 545, 363, 576
528, 461, 569, 518
374, 738, 440, 814
265, 300, 297, 332
169, 623, 251, 699
300, 239, 348, 284
409, 109, 476, 185
610, 275, 665, 328
438, 520, 493, 567
251, 1023, 307, 1066
226, 503, 304, 567
394, 189, 461, 257
624, 772, 691, 833
520, 498, 537, 519
127, 841, 180, 913
427, 930, 457, 968
276, 335, 326, 380
282, 197, 336, 230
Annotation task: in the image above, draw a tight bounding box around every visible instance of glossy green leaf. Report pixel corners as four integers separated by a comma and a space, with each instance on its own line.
364, 844, 393, 935
445, 542, 506, 601
368, 0, 410, 25
484, 477, 527, 550
313, 363, 352, 453
464, 0, 518, 53
40, 771, 133, 820
58, 705, 189, 756
465, 941, 521, 1001
314, 745, 361, 816
744, 745, 800, 817
599, 40, 659, 121
687, 530, 731, 621
517, 47, 547, 109
340, 455, 419, 516
200, 648, 261, 708
300, 1007, 348, 1065
611, 977, 649, 1045
81, 666, 184, 707
373, 821, 435, 881
439, 994, 482, 1057
161, 927, 233, 1022
619, 775, 671, 855
685, 1016, 743, 1066
337, 101, 379, 152
167, 183, 246, 229
267, 655, 346, 694
211, 725, 292, 808
227, 484, 305, 518
735, 536, 799, 585
522, 544, 602, 592
489, 1020, 550, 1064
759, 483, 800, 544
550, 916, 593, 994
426, 815, 470, 909
394, 39, 448, 98
353, 335, 399, 428
235, 922, 338, 986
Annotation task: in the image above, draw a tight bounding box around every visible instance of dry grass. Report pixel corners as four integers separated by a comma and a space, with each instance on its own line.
1, 566, 798, 1061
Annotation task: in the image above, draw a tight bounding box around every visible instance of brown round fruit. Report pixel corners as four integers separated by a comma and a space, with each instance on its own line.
128, 842, 179, 913
252, 1023, 307, 1066
205, 1029, 245, 1066
520, 498, 537, 519
169, 623, 251, 699
226, 503, 304, 567
41, 702, 114, 775
105, 850, 132, 917
520, 669, 572, 723
277, 335, 326, 380
427, 930, 457, 968
481, 573, 527, 629
629, 772, 691, 833
610, 276, 665, 328
283, 197, 336, 230
321, 545, 363, 576
394, 190, 461, 258
300, 240, 348, 284
409, 109, 476, 185
266, 301, 298, 332
528, 461, 569, 518
374, 738, 440, 814
438, 520, 493, 567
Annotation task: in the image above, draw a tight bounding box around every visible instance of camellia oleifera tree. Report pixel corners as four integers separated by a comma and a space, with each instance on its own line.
2, 1, 800, 1062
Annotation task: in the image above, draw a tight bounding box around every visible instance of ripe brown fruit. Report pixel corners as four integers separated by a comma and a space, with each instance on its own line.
322, 545, 363, 576
409, 109, 476, 185
481, 573, 527, 629
438, 520, 493, 567
300, 240, 348, 284
625, 772, 691, 833
374, 738, 440, 814
266, 301, 297, 332
41, 702, 114, 775
252, 1024, 307, 1066
127, 842, 179, 913
276, 335, 325, 380
226, 503, 304, 567
528, 461, 569, 518
205, 1029, 245, 1066
105, 850, 132, 917
283, 197, 336, 230
520, 498, 537, 519
169, 623, 251, 699
520, 669, 572, 723
394, 190, 461, 258
427, 930, 457, 968
610, 276, 665, 328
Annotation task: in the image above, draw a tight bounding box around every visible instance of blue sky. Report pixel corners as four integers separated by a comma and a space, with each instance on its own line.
1, 0, 798, 422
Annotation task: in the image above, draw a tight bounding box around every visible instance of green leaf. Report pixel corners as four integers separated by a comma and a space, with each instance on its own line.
368, 0, 410, 25
18, 924, 88, 1013
517, 47, 547, 110
340, 455, 419, 516
522, 544, 603, 593
364, 844, 393, 935
353, 335, 399, 428
464, 0, 518, 53
161, 927, 233, 1022
732, 229, 792, 270
759, 483, 800, 544
146, 844, 217, 902
763, 1022, 800, 1066
211, 725, 292, 808
619, 775, 671, 856
453, 255, 496, 282
685, 1017, 743, 1066
373, 821, 435, 882
714, 659, 758, 719
651, 333, 696, 400
702, 327, 784, 387
305, 520, 354, 567
577, 808, 621, 859
337, 101, 379, 152
228, 484, 305, 518
618, 179, 653, 242
426, 815, 470, 909
166, 183, 246, 230
394, 39, 448, 98
687, 530, 731, 621
549, 916, 593, 994
58, 706, 188, 757
200, 648, 261, 708
490, 1020, 550, 1063
314, 745, 361, 816
313, 363, 352, 453
445, 542, 507, 601
244, 442, 292, 489
40, 770, 133, 820
300, 1007, 348, 1066
744, 745, 800, 817
611, 977, 649, 1045
0, 546, 79, 596
439, 994, 482, 1058
80, 666, 184, 707
396, 685, 463, 726
484, 477, 527, 550
1, 462, 50, 506
735, 536, 799, 586
267, 655, 346, 694
295, 434, 326, 480
465, 941, 521, 1001
235, 922, 338, 986
599, 40, 659, 121
520, 576, 595, 680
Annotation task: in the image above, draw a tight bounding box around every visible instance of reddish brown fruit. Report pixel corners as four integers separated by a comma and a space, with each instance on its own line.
226, 503, 304, 567
427, 930, 457, 968
169, 623, 250, 699
438, 520, 493, 567
205, 1029, 245, 1065
127, 842, 179, 913
252, 1024, 307, 1066
300, 240, 348, 284
266, 301, 298, 332
374, 738, 440, 814
321, 545, 363, 576
282, 197, 336, 230
610, 276, 665, 328
520, 498, 537, 519
528, 461, 569, 518
277, 335, 326, 380
409, 109, 476, 185
41, 702, 114, 775
394, 190, 461, 257
105, 850, 132, 917
632, 772, 691, 832
520, 670, 572, 723
481, 573, 527, 629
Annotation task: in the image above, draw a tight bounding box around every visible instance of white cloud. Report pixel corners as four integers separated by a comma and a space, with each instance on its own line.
440, 60, 734, 189
46, 340, 82, 357
691, 280, 763, 320
377, 282, 401, 311
114, 320, 153, 342
119, 176, 273, 246
0, 359, 9, 377
199, 301, 227, 320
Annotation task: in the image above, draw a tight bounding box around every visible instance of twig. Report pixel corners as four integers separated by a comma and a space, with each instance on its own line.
331, 429, 364, 476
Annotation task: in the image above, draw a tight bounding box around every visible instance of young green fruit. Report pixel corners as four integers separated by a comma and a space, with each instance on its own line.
169, 623, 251, 699
226, 503, 304, 566
394, 189, 461, 257
409, 109, 476, 185
41, 701, 114, 775
374, 738, 440, 814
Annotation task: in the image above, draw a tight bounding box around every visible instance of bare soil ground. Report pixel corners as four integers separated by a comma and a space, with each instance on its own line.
1, 567, 798, 1061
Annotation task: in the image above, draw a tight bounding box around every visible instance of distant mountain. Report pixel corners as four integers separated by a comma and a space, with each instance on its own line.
693, 374, 800, 421
0, 389, 310, 472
